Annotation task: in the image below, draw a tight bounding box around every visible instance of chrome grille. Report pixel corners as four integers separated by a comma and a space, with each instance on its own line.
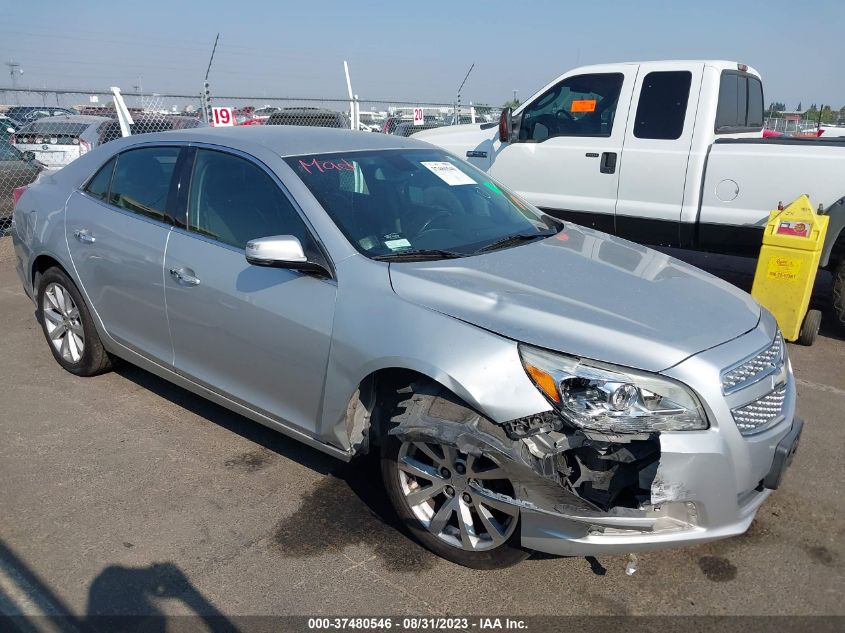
732, 386, 786, 435
721, 334, 784, 394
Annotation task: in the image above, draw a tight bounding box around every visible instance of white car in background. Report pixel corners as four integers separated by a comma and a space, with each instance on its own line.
12, 115, 111, 168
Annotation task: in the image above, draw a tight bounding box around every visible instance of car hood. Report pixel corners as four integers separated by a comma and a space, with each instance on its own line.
388, 226, 761, 372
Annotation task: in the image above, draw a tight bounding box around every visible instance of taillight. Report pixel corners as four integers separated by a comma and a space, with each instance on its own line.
12, 185, 28, 208
79, 139, 91, 155
817, 129, 825, 137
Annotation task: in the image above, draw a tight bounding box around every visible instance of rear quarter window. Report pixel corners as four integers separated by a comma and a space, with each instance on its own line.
84, 157, 116, 200
715, 71, 764, 133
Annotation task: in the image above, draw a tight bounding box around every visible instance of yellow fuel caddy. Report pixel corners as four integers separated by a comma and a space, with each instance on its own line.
751, 195, 828, 345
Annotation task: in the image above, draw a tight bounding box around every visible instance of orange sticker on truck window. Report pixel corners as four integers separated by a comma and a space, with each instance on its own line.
570, 99, 597, 113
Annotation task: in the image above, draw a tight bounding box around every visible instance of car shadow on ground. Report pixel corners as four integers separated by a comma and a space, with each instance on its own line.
0, 539, 238, 632
114, 364, 442, 573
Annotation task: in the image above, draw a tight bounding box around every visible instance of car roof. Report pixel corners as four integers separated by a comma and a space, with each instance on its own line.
112, 125, 438, 157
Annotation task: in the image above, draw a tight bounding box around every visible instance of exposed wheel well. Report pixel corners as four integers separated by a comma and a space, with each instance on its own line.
31, 255, 67, 293
828, 229, 845, 270
347, 368, 445, 454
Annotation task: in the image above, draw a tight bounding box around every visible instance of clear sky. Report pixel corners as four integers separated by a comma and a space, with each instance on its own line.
1, 0, 843, 108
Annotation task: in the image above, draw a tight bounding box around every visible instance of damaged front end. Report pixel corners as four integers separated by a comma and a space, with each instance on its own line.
389, 343, 712, 554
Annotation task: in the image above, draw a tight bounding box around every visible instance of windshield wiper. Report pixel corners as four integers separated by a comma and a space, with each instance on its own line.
474, 231, 556, 254
372, 249, 466, 262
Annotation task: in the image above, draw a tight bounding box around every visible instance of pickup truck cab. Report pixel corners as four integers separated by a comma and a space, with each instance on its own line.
416, 60, 845, 325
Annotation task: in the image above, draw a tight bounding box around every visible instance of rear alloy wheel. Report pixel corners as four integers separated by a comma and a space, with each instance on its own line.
382, 422, 529, 568
37, 267, 113, 376
42, 282, 86, 363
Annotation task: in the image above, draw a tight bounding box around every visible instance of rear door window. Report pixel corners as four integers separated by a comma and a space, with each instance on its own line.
519, 73, 624, 141
633, 71, 692, 140
108, 147, 179, 220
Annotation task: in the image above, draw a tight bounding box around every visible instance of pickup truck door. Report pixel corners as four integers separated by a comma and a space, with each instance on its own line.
615, 63, 704, 246
489, 64, 638, 233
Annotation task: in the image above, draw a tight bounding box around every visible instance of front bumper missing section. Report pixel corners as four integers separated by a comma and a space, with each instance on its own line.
389, 388, 801, 556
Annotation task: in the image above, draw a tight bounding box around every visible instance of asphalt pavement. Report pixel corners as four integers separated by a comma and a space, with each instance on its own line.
0, 237, 842, 624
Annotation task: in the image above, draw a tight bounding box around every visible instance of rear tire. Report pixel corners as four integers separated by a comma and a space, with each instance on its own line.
36, 267, 113, 376
798, 309, 822, 346
833, 260, 845, 328
380, 386, 530, 569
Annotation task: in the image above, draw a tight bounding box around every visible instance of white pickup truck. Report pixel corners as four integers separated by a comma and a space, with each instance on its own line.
415, 60, 845, 325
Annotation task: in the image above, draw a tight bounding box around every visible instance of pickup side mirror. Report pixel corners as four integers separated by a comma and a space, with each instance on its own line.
22, 150, 36, 162
499, 108, 513, 143
245, 235, 330, 276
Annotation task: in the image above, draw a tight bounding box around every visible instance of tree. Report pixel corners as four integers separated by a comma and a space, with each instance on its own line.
502, 99, 520, 109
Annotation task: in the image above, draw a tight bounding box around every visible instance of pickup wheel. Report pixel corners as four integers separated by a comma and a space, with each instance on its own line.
833, 260, 845, 328
380, 387, 530, 569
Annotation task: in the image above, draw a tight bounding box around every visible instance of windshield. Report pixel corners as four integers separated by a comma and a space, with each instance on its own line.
285, 149, 559, 258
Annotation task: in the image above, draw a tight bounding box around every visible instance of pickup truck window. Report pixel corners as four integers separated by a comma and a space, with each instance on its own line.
715, 71, 764, 133
633, 71, 692, 140
519, 73, 623, 142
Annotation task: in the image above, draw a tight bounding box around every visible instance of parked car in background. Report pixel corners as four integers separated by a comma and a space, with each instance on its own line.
85, 115, 207, 149
1, 141, 42, 230
12, 115, 111, 168
381, 116, 410, 134
392, 121, 446, 137
1, 115, 16, 140
237, 117, 266, 126
11, 126, 801, 569
265, 107, 349, 128
2, 106, 78, 129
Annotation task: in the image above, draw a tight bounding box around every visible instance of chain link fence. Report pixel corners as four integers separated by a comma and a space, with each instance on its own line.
0, 87, 501, 234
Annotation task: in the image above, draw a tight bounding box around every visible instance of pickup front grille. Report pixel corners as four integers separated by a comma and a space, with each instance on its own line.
721, 334, 784, 394
732, 386, 787, 435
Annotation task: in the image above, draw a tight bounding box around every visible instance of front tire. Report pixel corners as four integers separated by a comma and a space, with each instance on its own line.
37, 267, 113, 376
380, 388, 530, 569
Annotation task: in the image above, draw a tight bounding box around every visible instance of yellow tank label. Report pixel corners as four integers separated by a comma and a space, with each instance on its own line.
766, 255, 802, 282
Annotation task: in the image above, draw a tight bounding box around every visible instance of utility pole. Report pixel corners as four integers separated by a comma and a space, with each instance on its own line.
202, 33, 220, 123
6, 60, 22, 88
455, 63, 474, 124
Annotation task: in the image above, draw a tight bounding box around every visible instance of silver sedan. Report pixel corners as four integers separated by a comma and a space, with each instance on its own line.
11, 127, 802, 568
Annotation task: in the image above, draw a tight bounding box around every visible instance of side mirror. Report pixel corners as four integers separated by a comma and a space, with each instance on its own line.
245, 235, 330, 276
499, 107, 513, 143
22, 150, 36, 162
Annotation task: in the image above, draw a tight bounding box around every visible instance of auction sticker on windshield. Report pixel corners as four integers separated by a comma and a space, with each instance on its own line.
421, 161, 476, 186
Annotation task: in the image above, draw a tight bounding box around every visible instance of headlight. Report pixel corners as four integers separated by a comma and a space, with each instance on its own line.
519, 344, 707, 433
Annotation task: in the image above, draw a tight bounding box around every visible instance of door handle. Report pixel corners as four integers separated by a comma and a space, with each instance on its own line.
599, 152, 617, 174
169, 268, 201, 286
73, 229, 96, 244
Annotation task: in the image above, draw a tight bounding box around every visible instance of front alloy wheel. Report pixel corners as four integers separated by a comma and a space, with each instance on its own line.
396, 441, 519, 551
